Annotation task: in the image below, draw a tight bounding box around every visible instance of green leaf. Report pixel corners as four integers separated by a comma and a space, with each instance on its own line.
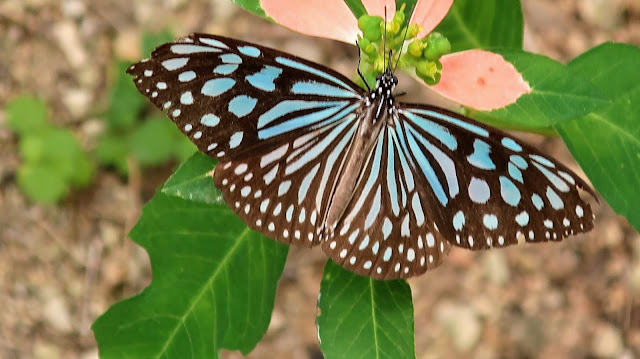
17, 164, 68, 204
6, 96, 49, 136
344, 0, 368, 18
172, 136, 198, 163
106, 61, 146, 131
19, 128, 91, 183
129, 118, 177, 166
95, 133, 131, 175
399, 0, 418, 20
142, 29, 175, 55
558, 42, 640, 231
434, 0, 523, 51
232, 0, 268, 18
92, 190, 289, 358
68, 150, 94, 187
476, 50, 610, 129
162, 152, 222, 204
317, 261, 415, 359
18, 134, 47, 164
567, 42, 640, 98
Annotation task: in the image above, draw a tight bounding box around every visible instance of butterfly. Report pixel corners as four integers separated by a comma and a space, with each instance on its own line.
128, 33, 596, 280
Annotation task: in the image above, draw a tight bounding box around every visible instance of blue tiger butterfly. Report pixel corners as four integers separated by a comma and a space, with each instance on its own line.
128, 34, 595, 279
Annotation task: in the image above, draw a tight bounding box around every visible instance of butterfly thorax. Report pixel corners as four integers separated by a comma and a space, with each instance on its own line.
324, 71, 398, 236
367, 70, 399, 119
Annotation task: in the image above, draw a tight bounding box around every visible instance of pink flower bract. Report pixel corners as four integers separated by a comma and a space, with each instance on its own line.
434, 50, 531, 111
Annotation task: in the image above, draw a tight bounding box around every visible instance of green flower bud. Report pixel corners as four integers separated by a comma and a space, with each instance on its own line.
423, 32, 451, 60
407, 40, 425, 57
407, 24, 422, 39
415, 60, 442, 85
391, 9, 405, 32
358, 15, 383, 42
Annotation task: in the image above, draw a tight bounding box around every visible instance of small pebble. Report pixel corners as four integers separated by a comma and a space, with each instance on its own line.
591, 323, 624, 358
435, 301, 482, 352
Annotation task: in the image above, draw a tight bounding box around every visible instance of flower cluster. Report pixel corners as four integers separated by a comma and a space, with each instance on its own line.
261, 0, 530, 111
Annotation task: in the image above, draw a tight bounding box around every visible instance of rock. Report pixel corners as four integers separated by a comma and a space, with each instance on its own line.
43, 291, 73, 333
483, 251, 509, 285
114, 28, 140, 61
577, 0, 624, 30
62, 88, 91, 118
435, 301, 482, 352
591, 323, 624, 358
33, 340, 61, 359
52, 21, 87, 68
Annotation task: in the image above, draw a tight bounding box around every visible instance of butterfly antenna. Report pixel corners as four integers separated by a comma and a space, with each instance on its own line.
393, 5, 414, 73
355, 40, 371, 92
383, 7, 387, 71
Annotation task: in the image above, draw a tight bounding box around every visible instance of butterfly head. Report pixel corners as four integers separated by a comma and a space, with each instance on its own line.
370, 68, 399, 113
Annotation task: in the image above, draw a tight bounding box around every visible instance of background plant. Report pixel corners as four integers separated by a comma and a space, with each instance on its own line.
6, 96, 93, 203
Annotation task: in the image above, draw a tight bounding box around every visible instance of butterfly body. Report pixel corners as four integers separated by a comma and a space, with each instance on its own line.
325, 74, 397, 237
128, 34, 595, 280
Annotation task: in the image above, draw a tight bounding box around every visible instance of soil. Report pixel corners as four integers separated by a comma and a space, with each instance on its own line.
1, 0, 639, 358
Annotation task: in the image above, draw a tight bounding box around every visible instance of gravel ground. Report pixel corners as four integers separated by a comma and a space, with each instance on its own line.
1, 0, 639, 358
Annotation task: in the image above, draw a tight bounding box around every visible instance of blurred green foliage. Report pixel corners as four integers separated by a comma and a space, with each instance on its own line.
7, 29, 196, 204
96, 29, 196, 175
7, 96, 94, 203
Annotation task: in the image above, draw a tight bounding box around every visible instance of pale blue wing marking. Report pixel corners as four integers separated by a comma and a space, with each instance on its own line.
291, 81, 359, 98
404, 122, 460, 199
408, 109, 489, 137
237, 45, 261, 57
246, 65, 283, 92
257, 100, 345, 129
401, 111, 458, 150
467, 139, 496, 170
499, 176, 521, 206
201, 78, 235, 97
258, 102, 351, 140
228, 95, 258, 118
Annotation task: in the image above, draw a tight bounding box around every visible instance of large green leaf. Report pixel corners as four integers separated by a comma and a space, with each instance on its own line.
474, 50, 610, 130
317, 261, 415, 359
434, 0, 523, 51
557, 42, 640, 232
93, 155, 289, 358
162, 152, 222, 204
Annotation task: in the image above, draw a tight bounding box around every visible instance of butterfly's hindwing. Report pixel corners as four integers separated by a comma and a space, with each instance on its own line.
213, 106, 361, 247
323, 124, 451, 279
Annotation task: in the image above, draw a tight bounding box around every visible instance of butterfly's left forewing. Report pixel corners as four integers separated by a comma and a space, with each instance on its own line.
128, 34, 367, 247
